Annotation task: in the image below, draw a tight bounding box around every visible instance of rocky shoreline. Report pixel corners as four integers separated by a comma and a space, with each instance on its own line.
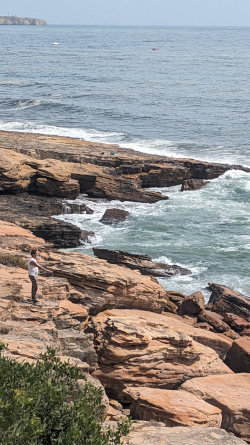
0, 130, 249, 444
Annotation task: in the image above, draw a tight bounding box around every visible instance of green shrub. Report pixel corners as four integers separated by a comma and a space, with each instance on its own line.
0, 253, 27, 269
0, 344, 131, 445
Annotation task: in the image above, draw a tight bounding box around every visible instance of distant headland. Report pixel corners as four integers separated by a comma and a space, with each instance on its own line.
0, 16, 47, 25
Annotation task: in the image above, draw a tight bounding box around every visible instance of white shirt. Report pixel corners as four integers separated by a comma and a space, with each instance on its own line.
28, 257, 39, 277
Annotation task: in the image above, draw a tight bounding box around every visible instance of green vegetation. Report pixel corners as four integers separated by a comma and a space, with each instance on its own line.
0, 252, 27, 269
0, 345, 131, 444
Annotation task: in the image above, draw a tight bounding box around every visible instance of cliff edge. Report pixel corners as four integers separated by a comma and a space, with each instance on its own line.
0, 16, 47, 25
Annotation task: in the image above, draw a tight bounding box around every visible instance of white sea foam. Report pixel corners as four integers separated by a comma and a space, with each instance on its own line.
14, 99, 42, 111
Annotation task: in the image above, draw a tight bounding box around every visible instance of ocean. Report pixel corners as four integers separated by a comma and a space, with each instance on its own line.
0, 25, 249, 298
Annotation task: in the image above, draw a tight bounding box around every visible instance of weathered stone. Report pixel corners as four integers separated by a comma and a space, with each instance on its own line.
92, 309, 232, 400
122, 422, 248, 445
35, 177, 80, 199
123, 387, 222, 427
198, 310, 231, 333
178, 291, 205, 315
99, 209, 130, 225
80, 230, 95, 243
182, 373, 250, 442
93, 248, 191, 277
181, 179, 208, 191
225, 337, 250, 372
207, 283, 250, 322
223, 313, 250, 333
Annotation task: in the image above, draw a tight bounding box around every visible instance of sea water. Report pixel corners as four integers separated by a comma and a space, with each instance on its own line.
0, 25, 249, 298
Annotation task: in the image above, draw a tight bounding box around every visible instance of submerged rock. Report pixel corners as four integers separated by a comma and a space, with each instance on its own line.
181, 178, 209, 191
93, 248, 191, 277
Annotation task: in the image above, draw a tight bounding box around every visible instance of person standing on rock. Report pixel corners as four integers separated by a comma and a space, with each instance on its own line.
28, 249, 52, 304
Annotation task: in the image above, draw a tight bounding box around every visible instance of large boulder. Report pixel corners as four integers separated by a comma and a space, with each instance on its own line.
92, 309, 232, 400
122, 422, 248, 445
225, 337, 250, 372
207, 284, 250, 322
182, 373, 250, 442
99, 209, 130, 225
178, 291, 205, 315
123, 387, 222, 427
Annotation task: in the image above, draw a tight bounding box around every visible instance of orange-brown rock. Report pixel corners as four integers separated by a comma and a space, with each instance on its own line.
225, 337, 250, 372
182, 373, 250, 442
122, 422, 248, 445
223, 313, 250, 333
198, 310, 231, 333
92, 309, 232, 400
178, 291, 205, 316
181, 178, 208, 191
123, 387, 222, 427
207, 284, 250, 322
162, 313, 232, 359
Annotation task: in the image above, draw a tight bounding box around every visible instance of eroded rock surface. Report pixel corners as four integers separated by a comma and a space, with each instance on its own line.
207, 284, 250, 322
123, 387, 222, 427
182, 373, 250, 442
122, 422, 248, 445
92, 309, 232, 400
225, 337, 250, 372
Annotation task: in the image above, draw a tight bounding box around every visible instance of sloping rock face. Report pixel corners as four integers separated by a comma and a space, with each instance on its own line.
93, 248, 191, 277
91, 309, 232, 400
123, 387, 222, 427
47, 251, 177, 315
225, 337, 250, 372
182, 374, 250, 442
207, 284, 250, 322
122, 422, 248, 445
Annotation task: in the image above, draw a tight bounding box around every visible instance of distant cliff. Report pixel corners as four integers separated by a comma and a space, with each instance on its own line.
0, 16, 47, 25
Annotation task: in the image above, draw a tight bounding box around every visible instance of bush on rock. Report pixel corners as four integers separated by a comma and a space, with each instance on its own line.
0, 344, 130, 445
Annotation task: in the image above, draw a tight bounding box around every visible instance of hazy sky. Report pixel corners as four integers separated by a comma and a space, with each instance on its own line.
1, 0, 250, 26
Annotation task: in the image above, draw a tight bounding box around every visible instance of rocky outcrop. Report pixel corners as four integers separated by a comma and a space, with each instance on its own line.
178, 291, 205, 315
0, 194, 81, 248
93, 248, 191, 277
182, 374, 250, 443
99, 209, 130, 224
123, 387, 222, 427
181, 179, 208, 191
92, 309, 232, 400
0, 16, 47, 25
122, 423, 248, 445
207, 284, 250, 322
225, 337, 250, 372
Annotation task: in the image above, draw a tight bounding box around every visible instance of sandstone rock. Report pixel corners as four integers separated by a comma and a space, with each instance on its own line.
0, 148, 35, 193
123, 387, 222, 427
35, 177, 80, 199
93, 248, 191, 277
223, 313, 250, 333
225, 337, 250, 372
198, 310, 231, 333
122, 422, 248, 445
178, 291, 205, 315
63, 202, 93, 214
162, 313, 232, 359
99, 209, 130, 224
182, 373, 250, 442
48, 251, 177, 315
207, 283, 250, 322
181, 179, 208, 191
92, 309, 232, 400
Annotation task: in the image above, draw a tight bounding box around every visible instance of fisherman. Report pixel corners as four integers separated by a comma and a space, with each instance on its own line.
28, 249, 52, 304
